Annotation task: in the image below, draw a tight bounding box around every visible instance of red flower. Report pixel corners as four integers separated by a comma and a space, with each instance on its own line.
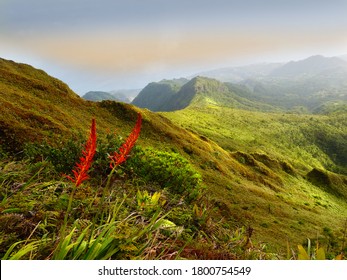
65, 118, 97, 187
109, 113, 142, 169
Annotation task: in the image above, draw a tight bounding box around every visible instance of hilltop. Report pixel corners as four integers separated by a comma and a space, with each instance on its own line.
132, 78, 188, 111
82, 91, 131, 103
1, 57, 347, 259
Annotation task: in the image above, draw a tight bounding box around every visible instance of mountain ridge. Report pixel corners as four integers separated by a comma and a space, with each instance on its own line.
132, 55, 347, 113
132, 76, 278, 112
269, 55, 347, 77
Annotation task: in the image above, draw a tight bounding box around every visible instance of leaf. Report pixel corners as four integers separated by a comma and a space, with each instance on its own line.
154, 219, 176, 231
1, 208, 21, 214
297, 244, 310, 260
2, 241, 25, 259
53, 227, 77, 259
316, 247, 326, 260
3, 240, 42, 260
151, 192, 161, 205
334, 254, 343, 260
9, 241, 40, 260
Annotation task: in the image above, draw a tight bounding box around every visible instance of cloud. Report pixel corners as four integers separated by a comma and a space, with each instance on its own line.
2, 26, 346, 76
1, 0, 346, 93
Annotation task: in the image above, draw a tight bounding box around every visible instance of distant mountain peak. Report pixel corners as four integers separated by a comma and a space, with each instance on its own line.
82, 90, 131, 103
270, 55, 347, 77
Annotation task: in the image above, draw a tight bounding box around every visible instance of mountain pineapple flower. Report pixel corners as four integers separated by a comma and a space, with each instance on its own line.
65, 118, 97, 187
108, 113, 142, 168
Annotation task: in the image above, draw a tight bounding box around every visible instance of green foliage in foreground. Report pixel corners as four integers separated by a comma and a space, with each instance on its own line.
1, 153, 346, 260
0, 134, 271, 260
0, 156, 276, 260
22, 135, 203, 202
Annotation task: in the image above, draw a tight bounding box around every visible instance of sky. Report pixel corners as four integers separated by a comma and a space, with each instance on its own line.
1, 0, 347, 95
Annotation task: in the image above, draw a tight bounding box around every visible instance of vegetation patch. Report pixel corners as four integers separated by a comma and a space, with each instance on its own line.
306, 168, 347, 200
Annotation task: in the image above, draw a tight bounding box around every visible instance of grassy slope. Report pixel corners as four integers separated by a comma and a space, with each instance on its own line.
1, 57, 346, 257
0, 58, 193, 151
163, 103, 347, 252
0, 58, 274, 258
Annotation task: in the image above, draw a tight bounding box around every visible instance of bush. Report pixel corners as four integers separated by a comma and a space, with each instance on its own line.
23, 133, 123, 177
127, 147, 202, 201
23, 134, 203, 202
23, 137, 84, 174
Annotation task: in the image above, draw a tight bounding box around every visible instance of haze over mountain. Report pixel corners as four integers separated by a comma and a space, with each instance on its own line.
269, 55, 347, 77
195, 63, 284, 83
340, 54, 347, 62
133, 55, 347, 112
110, 89, 141, 102
3, 1, 346, 95
242, 55, 347, 110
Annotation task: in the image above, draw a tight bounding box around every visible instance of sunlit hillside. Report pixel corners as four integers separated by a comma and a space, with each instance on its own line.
1, 58, 346, 260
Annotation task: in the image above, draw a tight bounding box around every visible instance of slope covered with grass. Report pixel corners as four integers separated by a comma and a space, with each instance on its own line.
1, 57, 346, 259
0, 58, 279, 259
162, 85, 347, 254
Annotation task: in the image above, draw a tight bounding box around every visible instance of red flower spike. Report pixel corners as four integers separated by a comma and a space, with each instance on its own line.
109, 113, 142, 169
65, 118, 97, 187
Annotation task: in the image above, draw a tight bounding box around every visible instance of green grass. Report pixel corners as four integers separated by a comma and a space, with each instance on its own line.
1, 57, 347, 259
164, 106, 346, 173
163, 105, 347, 253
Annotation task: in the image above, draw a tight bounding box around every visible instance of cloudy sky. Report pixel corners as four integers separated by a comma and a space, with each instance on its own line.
1, 0, 347, 95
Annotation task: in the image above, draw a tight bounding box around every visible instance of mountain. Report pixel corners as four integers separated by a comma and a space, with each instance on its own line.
135, 55, 347, 113
83, 91, 131, 103
240, 55, 347, 110
0, 58, 88, 153
339, 54, 347, 62
83, 91, 124, 102
269, 55, 347, 77
312, 100, 347, 115
131, 78, 188, 111
192, 55, 347, 111
110, 88, 142, 102
163, 86, 347, 252
132, 76, 277, 112
195, 63, 283, 83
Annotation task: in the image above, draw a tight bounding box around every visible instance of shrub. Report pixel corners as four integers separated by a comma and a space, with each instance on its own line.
24, 137, 84, 174
127, 147, 202, 201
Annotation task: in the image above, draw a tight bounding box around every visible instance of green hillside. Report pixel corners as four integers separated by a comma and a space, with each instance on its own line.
165, 106, 347, 174
132, 78, 188, 111
1, 57, 347, 259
